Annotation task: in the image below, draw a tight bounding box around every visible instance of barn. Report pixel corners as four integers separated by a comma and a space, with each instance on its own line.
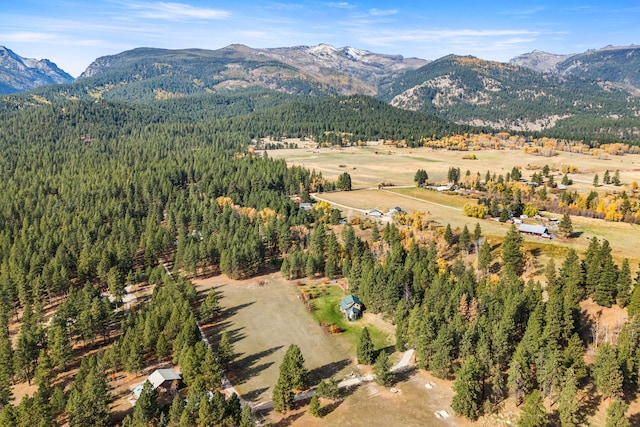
518, 224, 551, 239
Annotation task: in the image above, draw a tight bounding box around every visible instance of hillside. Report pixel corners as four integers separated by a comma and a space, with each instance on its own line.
380, 54, 640, 142
0, 46, 73, 94
552, 45, 640, 92
3, 43, 640, 143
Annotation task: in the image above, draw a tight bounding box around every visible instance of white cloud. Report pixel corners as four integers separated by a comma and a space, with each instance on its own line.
369, 8, 397, 17
500, 7, 545, 16
360, 29, 540, 46
125, 2, 230, 20
326, 2, 353, 9
0, 31, 52, 43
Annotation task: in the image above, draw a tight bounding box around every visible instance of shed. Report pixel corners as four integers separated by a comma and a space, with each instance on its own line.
133, 368, 183, 399
340, 295, 364, 321
518, 224, 551, 239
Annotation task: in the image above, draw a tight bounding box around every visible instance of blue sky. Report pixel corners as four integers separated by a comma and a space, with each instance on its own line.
2, 1, 639, 76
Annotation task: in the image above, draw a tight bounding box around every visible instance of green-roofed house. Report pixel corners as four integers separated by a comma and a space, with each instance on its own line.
340, 295, 364, 321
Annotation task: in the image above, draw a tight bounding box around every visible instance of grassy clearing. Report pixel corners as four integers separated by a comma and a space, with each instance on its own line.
299, 283, 392, 353
193, 274, 353, 402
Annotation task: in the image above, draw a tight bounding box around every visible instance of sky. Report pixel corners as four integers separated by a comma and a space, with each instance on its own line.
2, 0, 640, 77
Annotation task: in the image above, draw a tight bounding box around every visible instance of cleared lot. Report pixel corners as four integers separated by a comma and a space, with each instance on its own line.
194, 273, 353, 403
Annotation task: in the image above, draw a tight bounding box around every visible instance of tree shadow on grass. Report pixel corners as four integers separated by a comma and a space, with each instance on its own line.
220, 301, 256, 318
274, 411, 305, 427
231, 346, 283, 384
236, 362, 275, 384
321, 398, 345, 416
393, 366, 417, 384
242, 386, 270, 402
307, 359, 351, 385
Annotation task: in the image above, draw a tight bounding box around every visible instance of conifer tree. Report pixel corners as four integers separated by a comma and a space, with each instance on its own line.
374, 350, 392, 386
592, 343, 623, 400
444, 223, 454, 245
558, 368, 580, 427
357, 327, 375, 365
502, 225, 524, 277
605, 400, 630, 427
558, 212, 573, 238
451, 355, 483, 420
218, 330, 235, 369
518, 390, 547, 427
239, 404, 254, 427
617, 259, 632, 307
478, 239, 492, 274
308, 394, 321, 417
414, 169, 428, 187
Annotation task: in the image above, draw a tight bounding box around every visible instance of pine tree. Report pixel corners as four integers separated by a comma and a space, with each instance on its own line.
451, 355, 483, 420
558, 368, 580, 427
169, 394, 185, 426
478, 239, 492, 274
371, 222, 380, 242
593, 174, 600, 187
199, 290, 220, 323
508, 344, 533, 406
518, 390, 547, 427
239, 404, 254, 427
414, 169, 428, 186
459, 225, 471, 254
133, 380, 159, 425
612, 170, 621, 186
617, 259, 632, 307
558, 212, 573, 238
272, 377, 294, 413
473, 223, 482, 246
357, 327, 375, 364
374, 351, 392, 386
444, 223, 454, 245
628, 281, 640, 317
502, 225, 524, 277
308, 394, 322, 417
592, 343, 623, 400
218, 330, 235, 369
595, 241, 618, 307
605, 400, 630, 427
603, 169, 611, 184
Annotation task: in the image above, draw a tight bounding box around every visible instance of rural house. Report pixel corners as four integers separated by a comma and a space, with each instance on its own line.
340, 295, 364, 321
132, 368, 183, 400
518, 224, 551, 239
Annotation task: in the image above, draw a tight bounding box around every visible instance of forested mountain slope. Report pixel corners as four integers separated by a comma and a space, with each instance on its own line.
380, 55, 640, 143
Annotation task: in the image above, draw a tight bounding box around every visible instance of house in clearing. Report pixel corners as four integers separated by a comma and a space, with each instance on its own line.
132, 368, 183, 400
365, 209, 383, 218
518, 224, 551, 239
340, 295, 364, 321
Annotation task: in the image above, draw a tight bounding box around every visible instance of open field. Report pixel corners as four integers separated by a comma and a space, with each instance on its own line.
315, 188, 640, 267
194, 273, 353, 403
267, 143, 640, 191
271, 369, 473, 427
270, 143, 640, 266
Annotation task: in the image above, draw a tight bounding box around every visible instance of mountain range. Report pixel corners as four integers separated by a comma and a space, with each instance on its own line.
0, 46, 73, 94
2, 43, 640, 141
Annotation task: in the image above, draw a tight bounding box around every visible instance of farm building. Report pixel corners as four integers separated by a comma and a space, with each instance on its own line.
518, 224, 551, 239
365, 209, 383, 218
132, 368, 183, 400
436, 183, 456, 191
386, 206, 405, 216
340, 295, 364, 321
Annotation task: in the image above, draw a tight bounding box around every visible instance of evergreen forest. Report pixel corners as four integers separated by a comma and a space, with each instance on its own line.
0, 86, 639, 426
